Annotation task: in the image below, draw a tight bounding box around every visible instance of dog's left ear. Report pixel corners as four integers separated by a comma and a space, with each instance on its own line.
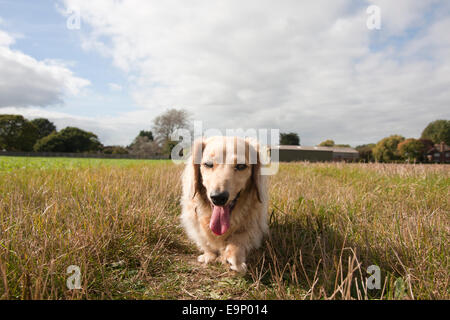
247, 139, 262, 203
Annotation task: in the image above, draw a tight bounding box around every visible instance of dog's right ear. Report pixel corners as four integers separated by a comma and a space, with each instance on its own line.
191, 138, 205, 199
247, 139, 262, 203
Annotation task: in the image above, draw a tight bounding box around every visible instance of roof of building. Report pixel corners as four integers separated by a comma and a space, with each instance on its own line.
273, 145, 329, 152
427, 143, 450, 153
274, 145, 358, 154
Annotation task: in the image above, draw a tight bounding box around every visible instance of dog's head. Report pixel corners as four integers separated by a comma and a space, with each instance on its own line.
190, 136, 262, 235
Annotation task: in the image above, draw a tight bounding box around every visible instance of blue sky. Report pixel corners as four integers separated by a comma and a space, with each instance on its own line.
0, 0, 449, 146
0, 0, 138, 118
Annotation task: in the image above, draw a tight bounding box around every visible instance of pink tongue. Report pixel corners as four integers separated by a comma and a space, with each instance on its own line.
210, 205, 231, 235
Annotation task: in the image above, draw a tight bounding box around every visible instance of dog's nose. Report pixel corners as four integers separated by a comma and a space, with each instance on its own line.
210, 191, 229, 206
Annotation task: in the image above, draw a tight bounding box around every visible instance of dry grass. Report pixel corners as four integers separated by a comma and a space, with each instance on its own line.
0, 157, 448, 299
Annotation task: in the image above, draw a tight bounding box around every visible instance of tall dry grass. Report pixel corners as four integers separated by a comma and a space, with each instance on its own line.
248, 163, 449, 299
0, 160, 185, 299
0, 158, 448, 299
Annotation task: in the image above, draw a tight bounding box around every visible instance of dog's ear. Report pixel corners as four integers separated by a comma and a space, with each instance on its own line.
191, 138, 205, 199
247, 139, 262, 203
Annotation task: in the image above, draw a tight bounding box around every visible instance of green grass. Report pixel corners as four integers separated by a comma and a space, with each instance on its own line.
0, 157, 448, 299
0, 156, 169, 171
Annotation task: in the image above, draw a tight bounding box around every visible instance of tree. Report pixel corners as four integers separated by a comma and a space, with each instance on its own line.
163, 140, 179, 159
128, 130, 155, 151
356, 143, 376, 162
319, 139, 335, 147
421, 120, 450, 145
335, 144, 351, 148
280, 132, 300, 145
138, 130, 154, 141
0, 114, 39, 151
102, 146, 129, 154
397, 138, 425, 162
30, 118, 56, 140
34, 127, 102, 152
418, 138, 434, 152
152, 109, 190, 143
128, 130, 154, 149
128, 135, 161, 157
372, 135, 405, 162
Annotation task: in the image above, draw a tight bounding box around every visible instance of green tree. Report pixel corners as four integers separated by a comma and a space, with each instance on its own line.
280, 132, 300, 145
373, 135, 405, 162
421, 120, 450, 145
163, 140, 179, 159
335, 144, 351, 148
356, 143, 376, 162
30, 118, 56, 139
138, 130, 154, 141
418, 138, 434, 152
318, 139, 335, 147
102, 146, 129, 154
34, 127, 102, 153
0, 114, 39, 151
397, 138, 425, 162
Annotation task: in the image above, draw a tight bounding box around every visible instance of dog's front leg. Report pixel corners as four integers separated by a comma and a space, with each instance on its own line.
223, 242, 247, 274
197, 250, 217, 264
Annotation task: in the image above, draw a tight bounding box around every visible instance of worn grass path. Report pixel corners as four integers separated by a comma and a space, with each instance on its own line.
0, 157, 448, 299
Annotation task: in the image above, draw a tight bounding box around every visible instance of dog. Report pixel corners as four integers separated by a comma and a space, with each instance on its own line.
180, 136, 269, 273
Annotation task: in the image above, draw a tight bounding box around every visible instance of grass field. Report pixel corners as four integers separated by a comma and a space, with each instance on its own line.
0, 156, 448, 299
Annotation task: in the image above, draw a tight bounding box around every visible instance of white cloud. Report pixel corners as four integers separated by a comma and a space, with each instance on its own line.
0, 28, 90, 108
108, 83, 122, 92
0, 30, 14, 46
46, 1, 450, 145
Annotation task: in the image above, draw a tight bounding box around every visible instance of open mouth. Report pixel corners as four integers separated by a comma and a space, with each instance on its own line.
209, 191, 241, 236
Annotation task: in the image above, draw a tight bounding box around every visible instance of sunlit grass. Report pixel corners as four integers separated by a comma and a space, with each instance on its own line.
0, 157, 448, 299
0, 156, 169, 171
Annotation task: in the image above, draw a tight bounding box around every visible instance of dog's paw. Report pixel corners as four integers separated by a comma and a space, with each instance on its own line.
230, 262, 247, 274
197, 252, 216, 264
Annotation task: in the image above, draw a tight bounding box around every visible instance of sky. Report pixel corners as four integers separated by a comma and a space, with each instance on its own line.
0, 0, 449, 147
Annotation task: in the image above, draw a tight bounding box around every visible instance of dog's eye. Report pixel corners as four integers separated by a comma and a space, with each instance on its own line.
235, 164, 247, 171
203, 162, 213, 168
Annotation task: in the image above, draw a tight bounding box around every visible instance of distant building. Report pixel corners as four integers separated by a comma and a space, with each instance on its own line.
426, 142, 450, 163
325, 146, 360, 162
272, 145, 359, 162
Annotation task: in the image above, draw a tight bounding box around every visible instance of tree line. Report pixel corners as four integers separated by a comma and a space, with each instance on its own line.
356, 120, 450, 162
0, 109, 190, 157
1, 110, 448, 162
277, 120, 450, 163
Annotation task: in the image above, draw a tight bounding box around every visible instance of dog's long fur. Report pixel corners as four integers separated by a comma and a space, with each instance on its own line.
180, 136, 268, 273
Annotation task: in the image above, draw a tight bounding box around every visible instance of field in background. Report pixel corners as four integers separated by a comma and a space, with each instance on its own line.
0, 157, 448, 299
